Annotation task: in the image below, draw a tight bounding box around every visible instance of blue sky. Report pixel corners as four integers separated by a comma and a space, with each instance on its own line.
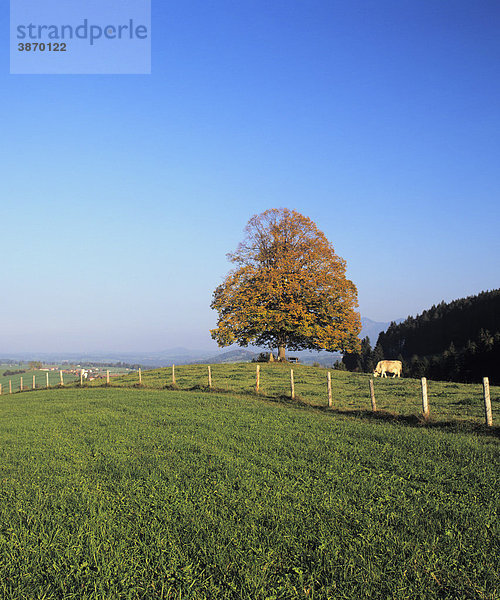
1, 1, 499, 353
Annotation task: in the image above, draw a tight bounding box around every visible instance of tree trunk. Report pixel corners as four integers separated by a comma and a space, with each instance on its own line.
278, 345, 286, 362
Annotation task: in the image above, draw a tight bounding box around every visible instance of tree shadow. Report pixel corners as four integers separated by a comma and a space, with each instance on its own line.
35, 382, 499, 438
268, 394, 500, 438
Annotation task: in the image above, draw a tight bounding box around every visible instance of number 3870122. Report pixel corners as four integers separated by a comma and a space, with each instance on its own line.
18, 42, 67, 51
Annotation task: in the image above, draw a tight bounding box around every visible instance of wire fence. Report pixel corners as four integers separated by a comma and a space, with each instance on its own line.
0, 369, 77, 392
2, 364, 498, 429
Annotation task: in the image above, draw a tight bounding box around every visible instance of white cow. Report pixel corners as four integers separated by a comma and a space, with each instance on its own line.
373, 360, 402, 378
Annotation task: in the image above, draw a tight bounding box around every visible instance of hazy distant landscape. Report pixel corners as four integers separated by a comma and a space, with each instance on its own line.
0, 316, 394, 367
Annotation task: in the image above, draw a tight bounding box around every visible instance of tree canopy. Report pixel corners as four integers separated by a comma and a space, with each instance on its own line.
210, 208, 361, 360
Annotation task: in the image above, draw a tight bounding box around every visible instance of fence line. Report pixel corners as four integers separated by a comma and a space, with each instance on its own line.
141, 366, 495, 426
0, 369, 72, 394
421, 377, 429, 420
2, 364, 496, 427
483, 377, 492, 426
327, 372, 332, 407
369, 379, 376, 412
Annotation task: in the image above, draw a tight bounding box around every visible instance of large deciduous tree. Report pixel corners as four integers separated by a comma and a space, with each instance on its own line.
210, 208, 361, 360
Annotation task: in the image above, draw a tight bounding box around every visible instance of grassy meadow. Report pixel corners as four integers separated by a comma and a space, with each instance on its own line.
88, 363, 500, 426
0, 367, 78, 392
0, 377, 498, 599
0, 364, 134, 394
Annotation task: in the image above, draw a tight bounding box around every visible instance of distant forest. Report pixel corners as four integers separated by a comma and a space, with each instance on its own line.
342, 289, 500, 384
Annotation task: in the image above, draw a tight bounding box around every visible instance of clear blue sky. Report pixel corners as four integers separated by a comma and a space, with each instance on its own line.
1, 1, 499, 353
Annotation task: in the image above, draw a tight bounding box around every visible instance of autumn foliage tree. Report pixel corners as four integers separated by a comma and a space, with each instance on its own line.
210, 208, 361, 360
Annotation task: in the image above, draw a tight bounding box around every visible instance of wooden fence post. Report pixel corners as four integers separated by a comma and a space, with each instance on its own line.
327, 371, 332, 407
106, 370, 110, 386
46, 372, 49, 389
80, 371, 83, 386
0, 384, 2, 395
256, 365, 260, 393
290, 369, 295, 400
20, 377, 23, 392
60, 370, 64, 386
172, 364, 176, 385
208, 366, 212, 389
9, 380, 12, 394
483, 377, 493, 427
138, 368, 142, 385
421, 377, 429, 419
369, 379, 377, 412
33, 374, 36, 390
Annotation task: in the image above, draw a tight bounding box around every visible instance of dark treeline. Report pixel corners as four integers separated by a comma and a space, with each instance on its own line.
342, 289, 500, 384
340, 337, 381, 374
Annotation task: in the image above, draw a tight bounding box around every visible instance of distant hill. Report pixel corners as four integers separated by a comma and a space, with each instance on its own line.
360, 317, 404, 345
193, 349, 258, 364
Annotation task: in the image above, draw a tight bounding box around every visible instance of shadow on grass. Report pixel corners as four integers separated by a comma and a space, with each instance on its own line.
266, 394, 500, 438
24, 383, 500, 438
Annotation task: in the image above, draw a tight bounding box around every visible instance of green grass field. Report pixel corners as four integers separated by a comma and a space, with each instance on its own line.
0, 364, 133, 395
88, 363, 499, 426
0, 379, 498, 599
0, 368, 78, 392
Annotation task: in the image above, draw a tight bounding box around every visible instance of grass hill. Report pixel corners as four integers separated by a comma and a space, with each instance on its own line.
0, 379, 498, 599
93, 362, 499, 426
